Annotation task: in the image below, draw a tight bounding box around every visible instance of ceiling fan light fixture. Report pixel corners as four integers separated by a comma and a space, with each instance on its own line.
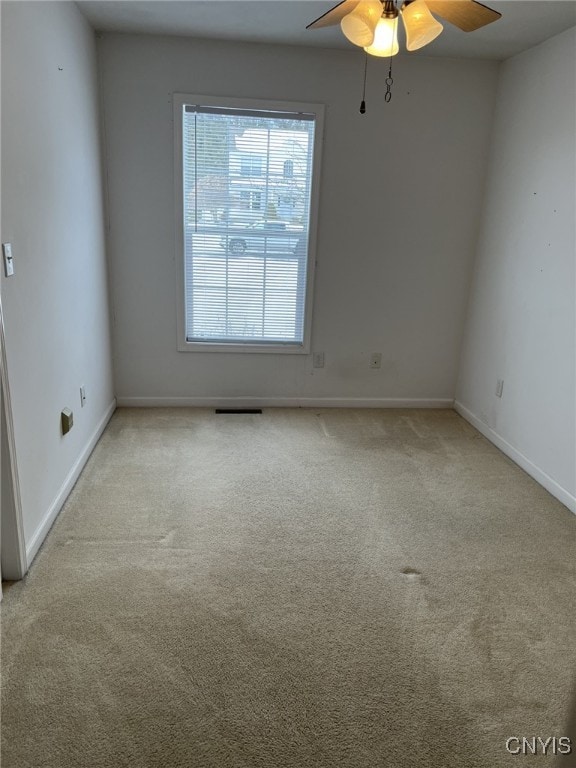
340, 0, 382, 47
363, 15, 399, 57
402, 0, 443, 51
305, 0, 502, 107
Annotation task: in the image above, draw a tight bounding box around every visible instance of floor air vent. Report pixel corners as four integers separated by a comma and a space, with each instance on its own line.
215, 409, 262, 414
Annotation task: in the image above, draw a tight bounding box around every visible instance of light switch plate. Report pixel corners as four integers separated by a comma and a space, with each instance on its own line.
2, 243, 14, 277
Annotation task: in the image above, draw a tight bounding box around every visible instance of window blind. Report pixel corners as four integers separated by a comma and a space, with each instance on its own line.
181, 104, 316, 345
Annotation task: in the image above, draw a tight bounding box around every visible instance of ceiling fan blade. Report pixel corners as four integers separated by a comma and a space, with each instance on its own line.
306, 0, 362, 30
425, 0, 501, 32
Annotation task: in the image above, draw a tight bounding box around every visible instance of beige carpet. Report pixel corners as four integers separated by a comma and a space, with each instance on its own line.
1, 408, 575, 767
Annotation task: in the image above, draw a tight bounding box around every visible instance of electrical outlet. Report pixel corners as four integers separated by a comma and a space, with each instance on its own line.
61, 408, 73, 435
495, 378, 504, 398
369, 352, 382, 369
313, 352, 325, 368
80, 386, 86, 407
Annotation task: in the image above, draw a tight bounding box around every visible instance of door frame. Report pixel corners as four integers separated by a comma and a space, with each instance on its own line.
0, 292, 27, 580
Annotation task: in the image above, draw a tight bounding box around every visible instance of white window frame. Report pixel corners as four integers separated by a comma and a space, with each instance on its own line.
173, 93, 324, 354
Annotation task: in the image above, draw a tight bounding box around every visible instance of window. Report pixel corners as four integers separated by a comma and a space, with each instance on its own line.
174, 94, 324, 352
240, 191, 262, 211
240, 155, 263, 177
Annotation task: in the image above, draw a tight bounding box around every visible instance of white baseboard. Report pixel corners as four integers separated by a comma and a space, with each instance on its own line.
116, 396, 455, 409
25, 399, 117, 568
454, 400, 576, 514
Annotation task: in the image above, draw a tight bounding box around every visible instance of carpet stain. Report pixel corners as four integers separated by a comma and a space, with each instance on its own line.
401, 567, 423, 579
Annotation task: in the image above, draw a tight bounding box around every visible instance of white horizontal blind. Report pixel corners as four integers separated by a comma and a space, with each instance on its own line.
182, 104, 316, 345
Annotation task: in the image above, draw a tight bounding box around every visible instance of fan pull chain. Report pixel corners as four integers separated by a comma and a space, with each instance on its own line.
385, 60, 394, 103
384, 64, 394, 103
359, 52, 368, 114
384, 11, 396, 104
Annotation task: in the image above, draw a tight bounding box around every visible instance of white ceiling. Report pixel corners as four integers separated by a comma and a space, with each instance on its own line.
77, 0, 576, 60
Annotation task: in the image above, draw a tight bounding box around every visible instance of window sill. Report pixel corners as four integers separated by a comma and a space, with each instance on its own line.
178, 340, 310, 355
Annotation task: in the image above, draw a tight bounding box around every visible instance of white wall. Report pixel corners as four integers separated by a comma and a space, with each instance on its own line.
456, 28, 576, 512
1, 1, 115, 570
98, 34, 498, 406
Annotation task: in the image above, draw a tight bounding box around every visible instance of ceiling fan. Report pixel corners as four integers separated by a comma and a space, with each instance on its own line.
306, 0, 502, 57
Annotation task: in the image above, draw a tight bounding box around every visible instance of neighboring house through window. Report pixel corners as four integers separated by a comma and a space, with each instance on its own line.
174, 94, 324, 353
